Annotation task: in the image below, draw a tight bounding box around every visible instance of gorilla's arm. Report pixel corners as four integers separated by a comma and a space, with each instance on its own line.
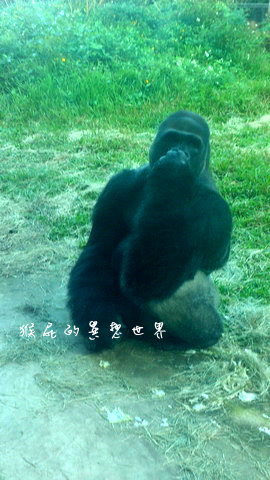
120, 150, 232, 304
120, 150, 197, 300
68, 168, 144, 350
191, 187, 232, 273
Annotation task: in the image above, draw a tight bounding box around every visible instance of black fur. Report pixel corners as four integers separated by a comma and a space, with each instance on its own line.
68, 110, 232, 351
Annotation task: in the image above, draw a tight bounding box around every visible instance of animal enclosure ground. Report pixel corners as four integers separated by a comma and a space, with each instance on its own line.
0, 118, 269, 480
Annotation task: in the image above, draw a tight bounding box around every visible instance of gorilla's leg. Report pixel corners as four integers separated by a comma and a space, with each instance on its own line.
148, 271, 223, 348
68, 245, 124, 351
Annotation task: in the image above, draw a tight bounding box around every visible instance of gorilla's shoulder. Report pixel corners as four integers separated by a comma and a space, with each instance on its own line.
103, 165, 149, 193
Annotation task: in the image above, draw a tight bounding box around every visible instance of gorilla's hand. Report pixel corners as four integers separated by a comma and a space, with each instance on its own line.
152, 148, 192, 174
148, 148, 194, 204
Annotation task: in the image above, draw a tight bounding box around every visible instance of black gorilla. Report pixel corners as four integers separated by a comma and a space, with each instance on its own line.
68, 110, 232, 351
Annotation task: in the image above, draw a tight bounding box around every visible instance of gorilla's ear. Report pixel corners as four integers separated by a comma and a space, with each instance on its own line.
149, 129, 203, 164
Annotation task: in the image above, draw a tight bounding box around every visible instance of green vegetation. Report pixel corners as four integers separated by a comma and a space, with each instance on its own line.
0, 0, 269, 125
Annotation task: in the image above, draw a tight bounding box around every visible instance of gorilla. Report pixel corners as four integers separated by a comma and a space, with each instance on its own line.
68, 110, 232, 352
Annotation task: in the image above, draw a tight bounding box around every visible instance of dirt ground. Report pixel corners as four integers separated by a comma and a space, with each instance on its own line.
0, 270, 269, 480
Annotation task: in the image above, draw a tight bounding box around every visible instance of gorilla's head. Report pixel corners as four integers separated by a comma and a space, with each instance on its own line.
149, 110, 210, 178
149, 130, 205, 178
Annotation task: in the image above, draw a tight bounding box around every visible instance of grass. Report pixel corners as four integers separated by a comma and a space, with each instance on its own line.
0, 0, 270, 127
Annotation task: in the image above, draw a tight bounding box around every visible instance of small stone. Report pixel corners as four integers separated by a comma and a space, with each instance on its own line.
99, 360, 110, 368
238, 391, 258, 403
152, 388, 165, 398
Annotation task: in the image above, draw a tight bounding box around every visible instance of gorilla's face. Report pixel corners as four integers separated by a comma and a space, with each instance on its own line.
150, 129, 206, 178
